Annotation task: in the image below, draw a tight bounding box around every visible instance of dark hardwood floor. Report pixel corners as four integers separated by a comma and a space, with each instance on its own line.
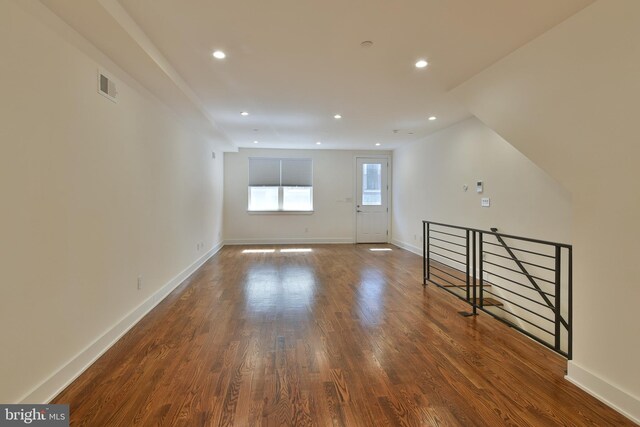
52, 244, 633, 426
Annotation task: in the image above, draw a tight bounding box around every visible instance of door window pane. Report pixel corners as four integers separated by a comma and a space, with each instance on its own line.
283, 187, 313, 211
362, 164, 382, 205
249, 187, 279, 211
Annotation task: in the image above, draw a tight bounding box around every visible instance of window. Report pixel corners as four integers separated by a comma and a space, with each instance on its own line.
362, 163, 382, 205
248, 158, 313, 211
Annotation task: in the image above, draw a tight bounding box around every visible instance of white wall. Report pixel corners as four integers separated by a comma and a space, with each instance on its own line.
392, 117, 572, 347
454, 0, 640, 421
392, 117, 571, 252
0, 1, 225, 403
224, 148, 390, 244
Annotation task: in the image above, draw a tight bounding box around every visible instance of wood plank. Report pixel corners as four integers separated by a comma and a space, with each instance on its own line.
52, 244, 634, 426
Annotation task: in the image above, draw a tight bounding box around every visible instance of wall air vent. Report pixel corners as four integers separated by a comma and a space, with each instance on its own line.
97, 69, 117, 102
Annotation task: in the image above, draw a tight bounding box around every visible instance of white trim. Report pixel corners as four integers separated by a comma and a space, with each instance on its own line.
19, 242, 224, 404
224, 238, 353, 245
391, 239, 422, 256
566, 362, 640, 424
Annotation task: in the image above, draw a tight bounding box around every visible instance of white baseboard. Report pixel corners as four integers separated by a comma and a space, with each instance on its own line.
224, 237, 354, 245
566, 361, 640, 424
391, 238, 423, 256
19, 242, 224, 404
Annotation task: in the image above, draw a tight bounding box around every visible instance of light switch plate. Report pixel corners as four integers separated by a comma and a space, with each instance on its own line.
481, 197, 490, 207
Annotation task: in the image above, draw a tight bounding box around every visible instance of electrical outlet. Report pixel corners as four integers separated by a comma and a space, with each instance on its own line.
137, 275, 143, 290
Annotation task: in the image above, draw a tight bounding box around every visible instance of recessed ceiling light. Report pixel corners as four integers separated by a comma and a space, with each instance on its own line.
375, 143, 381, 146
212, 50, 226, 59
428, 116, 437, 121
334, 114, 342, 119
415, 59, 428, 68
360, 40, 374, 48
316, 142, 322, 145
253, 140, 258, 144
241, 111, 249, 116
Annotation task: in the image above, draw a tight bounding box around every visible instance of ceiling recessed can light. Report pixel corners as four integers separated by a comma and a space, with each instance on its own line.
375, 143, 381, 146
334, 114, 342, 119
428, 116, 437, 121
415, 59, 428, 68
316, 142, 322, 145
240, 111, 249, 116
253, 140, 259, 144
360, 40, 374, 48
212, 50, 226, 59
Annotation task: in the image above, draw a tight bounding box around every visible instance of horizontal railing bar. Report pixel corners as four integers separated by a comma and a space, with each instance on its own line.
483, 261, 556, 285
429, 260, 468, 276
429, 265, 466, 283
482, 290, 555, 323
424, 220, 571, 248
429, 235, 467, 248
482, 241, 555, 259
482, 279, 555, 309
428, 251, 465, 265
429, 272, 467, 290
430, 243, 467, 257
430, 229, 467, 240
482, 270, 555, 298
487, 305, 556, 335
428, 280, 473, 304
423, 221, 473, 232
483, 250, 555, 272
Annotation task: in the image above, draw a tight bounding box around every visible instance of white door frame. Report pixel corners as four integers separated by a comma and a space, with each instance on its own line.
353, 155, 392, 243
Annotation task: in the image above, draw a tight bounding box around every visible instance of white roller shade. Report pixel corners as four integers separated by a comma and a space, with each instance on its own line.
248, 158, 281, 186
281, 158, 312, 186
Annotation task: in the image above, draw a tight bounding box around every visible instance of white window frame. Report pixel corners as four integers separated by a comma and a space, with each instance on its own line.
248, 158, 314, 213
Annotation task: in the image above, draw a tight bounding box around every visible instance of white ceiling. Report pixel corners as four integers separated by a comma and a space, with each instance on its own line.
41, 0, 592, 151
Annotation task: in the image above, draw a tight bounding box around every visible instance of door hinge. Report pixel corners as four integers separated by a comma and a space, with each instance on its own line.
386, 230, 389, 235
387, 207, 388, 212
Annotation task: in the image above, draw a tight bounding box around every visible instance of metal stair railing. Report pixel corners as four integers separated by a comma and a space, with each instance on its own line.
422, 220, 573, 359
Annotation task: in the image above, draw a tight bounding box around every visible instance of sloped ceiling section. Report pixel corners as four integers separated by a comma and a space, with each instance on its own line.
452, 1, 640, 192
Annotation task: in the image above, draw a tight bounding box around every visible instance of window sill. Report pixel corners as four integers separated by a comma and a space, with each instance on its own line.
247, 210, 314, 215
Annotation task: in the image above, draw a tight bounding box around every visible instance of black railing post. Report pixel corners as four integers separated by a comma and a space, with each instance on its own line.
568, 247, 573, 359
554, 245, 562, 352
423, 221, 427, 286
465, 229, 470, 302
426, 222, 430, 282
472, 231, 477, 315
479, 232, 484, 308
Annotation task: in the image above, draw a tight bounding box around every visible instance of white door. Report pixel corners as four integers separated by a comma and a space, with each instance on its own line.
356, 157, 389, 243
